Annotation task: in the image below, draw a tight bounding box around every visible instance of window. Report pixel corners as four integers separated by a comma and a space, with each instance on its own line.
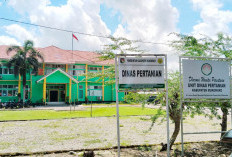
50, 64, 65, 68
2, 90, 7, 96
0, 84, 23, 97
47, 85, 65, 89
0, 66, 14, 75
60, 86, 64, 89
9, 69, 14, 74
45, 64, 65, 74
73, 65, 85, 69
87, 90, 102, 96
68, 65, 85, 76
3, 68, 8, 74
88, 85, 102, 89
78, 85, 84, 99
87, 85, 102, 97
73, 70, 76, 76
88, 67, 102, 72
8, 90, 13, 96
94, 86, 102, 89
13, 90, 18, 96
45, 69, 52, 74
79, 90, 83, 99
8, 85, 13, 88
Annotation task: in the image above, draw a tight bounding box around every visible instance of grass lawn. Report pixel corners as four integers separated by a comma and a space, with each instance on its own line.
0, 107, 164, 121
82, 103, 139, 106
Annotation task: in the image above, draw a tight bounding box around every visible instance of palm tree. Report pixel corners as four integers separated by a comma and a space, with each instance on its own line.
6, 40, 44, 103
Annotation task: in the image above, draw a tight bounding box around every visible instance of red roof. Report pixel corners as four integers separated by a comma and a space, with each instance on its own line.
0, 45, 114, 65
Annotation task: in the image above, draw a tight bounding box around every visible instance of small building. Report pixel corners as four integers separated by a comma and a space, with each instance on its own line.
0, 45, 124, 104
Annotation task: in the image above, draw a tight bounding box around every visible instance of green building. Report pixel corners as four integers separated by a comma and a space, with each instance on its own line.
0, 45, 124, 104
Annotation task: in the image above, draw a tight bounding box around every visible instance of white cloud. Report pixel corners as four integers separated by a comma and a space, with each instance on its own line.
7, 0, 111, 51
107, 0, 179, 39
5, 24, 36, 43
104, 0, 180, 70
6, 0, 180, 70
191, 0, 232, 36
8, 0, 51, 15
0, 36, 21, 45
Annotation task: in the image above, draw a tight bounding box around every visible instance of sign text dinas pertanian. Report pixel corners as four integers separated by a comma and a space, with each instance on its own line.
118, 57, 165, 86
122, 70, 162, 77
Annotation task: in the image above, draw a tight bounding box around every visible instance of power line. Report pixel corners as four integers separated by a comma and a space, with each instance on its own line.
0, 17, 170, 45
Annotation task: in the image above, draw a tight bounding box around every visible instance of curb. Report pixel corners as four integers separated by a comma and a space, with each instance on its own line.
0, 141, 220, 156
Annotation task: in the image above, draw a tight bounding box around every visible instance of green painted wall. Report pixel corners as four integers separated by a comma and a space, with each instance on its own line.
0, 62, 124, 103
31, 75, 43, 103
46, 71, 70, 84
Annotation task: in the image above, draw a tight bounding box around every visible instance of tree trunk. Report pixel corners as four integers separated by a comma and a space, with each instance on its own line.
170, 116, 181, 148
221, 107, 228, 137
22, 72, 27, 104
160, 113, 181, 151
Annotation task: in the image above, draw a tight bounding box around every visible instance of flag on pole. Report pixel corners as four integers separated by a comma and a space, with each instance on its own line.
72, 33, 78, 41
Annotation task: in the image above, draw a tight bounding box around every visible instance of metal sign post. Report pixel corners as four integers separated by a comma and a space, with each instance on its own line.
179, 56, 231, 156
165, 54, 170, 157
115, 54, 170, 157
115, 55, 121, 157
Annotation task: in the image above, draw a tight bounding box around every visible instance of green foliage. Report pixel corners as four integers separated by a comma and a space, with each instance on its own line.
149, 109, 165, 130
6, 40, 44, 77
170, 33, 210, 57
83, 36, 144, 85
137, 145, 152, 151
124, 92, 149, 106
171, 32, 232, 138
6, 40, 44, 102
210, 33, 232, 58
156, 72, 181, 117
171, 32, 232, 117
98, 36, 144, 60
83, 66, 115, 85
171, 32, 232, 59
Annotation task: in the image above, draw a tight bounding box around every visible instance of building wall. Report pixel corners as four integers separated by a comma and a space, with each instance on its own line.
0, 62, 124, 103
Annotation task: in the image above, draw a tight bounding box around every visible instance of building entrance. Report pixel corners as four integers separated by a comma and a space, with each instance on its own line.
50, 90, 58, 102
46, 84, 65, 102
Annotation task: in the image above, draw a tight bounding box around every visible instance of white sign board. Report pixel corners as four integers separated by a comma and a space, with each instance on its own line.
183, 59, 230, 99
118, 57, 165, 88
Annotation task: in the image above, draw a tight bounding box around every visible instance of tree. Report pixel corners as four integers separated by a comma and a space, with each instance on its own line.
98, 35, 143, 60
6, 40, 44, 103
85, 36, 144, 85
91, 36, 187, 150
153, 71, 213, 150
154, 72, 181, 150
171, 32, 232, 137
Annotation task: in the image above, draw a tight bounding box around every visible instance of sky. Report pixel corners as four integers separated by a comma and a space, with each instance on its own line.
0, 0, 232, 70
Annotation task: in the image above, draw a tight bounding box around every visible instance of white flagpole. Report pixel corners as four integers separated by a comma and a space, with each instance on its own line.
72, 32, 76, 110
70, 32, 74, 111
72, 32, 74, 58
